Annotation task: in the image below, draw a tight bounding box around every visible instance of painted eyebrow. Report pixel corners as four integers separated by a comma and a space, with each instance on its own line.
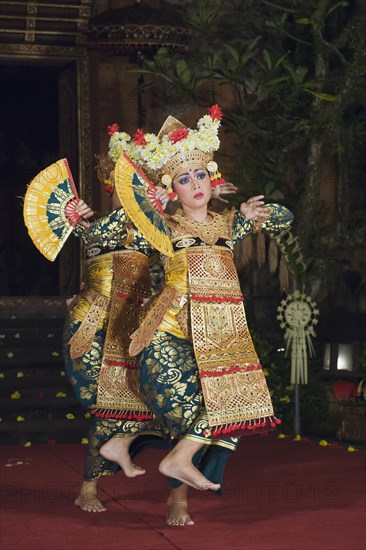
176, 169, 205, 178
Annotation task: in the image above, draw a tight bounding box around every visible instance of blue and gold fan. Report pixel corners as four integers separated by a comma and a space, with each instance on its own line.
23, 158, 80, 261
115, 153, 173, 257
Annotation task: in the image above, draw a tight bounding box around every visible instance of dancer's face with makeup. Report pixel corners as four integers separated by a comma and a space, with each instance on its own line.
172, 164, 211, 213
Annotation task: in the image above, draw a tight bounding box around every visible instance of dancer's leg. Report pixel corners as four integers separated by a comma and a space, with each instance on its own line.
100, 435, 146, 477
159, 438, 220, 492
100, 434, 146, 477
74, 479, 106, 512
166, 484, 194, 526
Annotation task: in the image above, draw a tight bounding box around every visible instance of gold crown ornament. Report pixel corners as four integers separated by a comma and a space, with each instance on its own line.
206, 160, 225, 188
161, 173, 177, 201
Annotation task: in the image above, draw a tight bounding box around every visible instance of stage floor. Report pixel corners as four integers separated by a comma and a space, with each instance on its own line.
1, 434, 365, 550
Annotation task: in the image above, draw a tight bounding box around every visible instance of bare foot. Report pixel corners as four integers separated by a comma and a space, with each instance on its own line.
166, 495, 194, 526
74, 480, 106, 512
100, 436, 146, 478
159, 455, 220, 492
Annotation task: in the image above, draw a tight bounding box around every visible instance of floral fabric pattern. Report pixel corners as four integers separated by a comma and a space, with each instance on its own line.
138, 331, 238, 451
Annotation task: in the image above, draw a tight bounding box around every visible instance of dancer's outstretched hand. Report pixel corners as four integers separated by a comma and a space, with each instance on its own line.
211, 181, 238, 204
240, 195, 270, 221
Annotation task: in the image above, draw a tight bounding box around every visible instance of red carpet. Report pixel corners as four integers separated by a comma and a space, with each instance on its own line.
1, 435, 365, 550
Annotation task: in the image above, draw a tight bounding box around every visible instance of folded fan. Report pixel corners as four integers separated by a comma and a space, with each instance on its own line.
23, 158, 80, 261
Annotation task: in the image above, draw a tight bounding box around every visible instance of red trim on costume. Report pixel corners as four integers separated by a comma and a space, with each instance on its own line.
91, 409, 154, 421
191, 294, 244, 303
199, 363, 262, 378
115, 292, 144, 303
115, 292, 130, 298
211, 416, 281, 438
103, 359, 137, 369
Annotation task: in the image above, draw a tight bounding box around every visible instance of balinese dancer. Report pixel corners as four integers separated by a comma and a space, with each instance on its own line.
96, 105, 294, 524
22, 145, 237, 518
63, 158, 171, 512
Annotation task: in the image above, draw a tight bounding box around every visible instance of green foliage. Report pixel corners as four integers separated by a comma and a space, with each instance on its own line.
138, 0, 366, 283
251, 330, 340, 436
250, 330, 294, 431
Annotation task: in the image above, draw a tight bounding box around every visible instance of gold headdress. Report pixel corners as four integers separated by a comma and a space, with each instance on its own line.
108, 105, 225, 188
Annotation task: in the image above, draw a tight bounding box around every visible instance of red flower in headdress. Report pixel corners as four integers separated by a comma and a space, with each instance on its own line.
133, 128, 147, 146
107, 123, 120, 136
169, 128, 189, 143
208, 104, 223, 121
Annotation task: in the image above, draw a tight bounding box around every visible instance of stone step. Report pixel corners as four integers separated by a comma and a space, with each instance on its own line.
1, 364, 74, 401
0, 418, 90, 445
0, 308, 88, 445
0, 370, 67, 390
0, 328, 64, 347
1, 393, 83, 411
0, 318, 64, 336
0, 349, 64, 367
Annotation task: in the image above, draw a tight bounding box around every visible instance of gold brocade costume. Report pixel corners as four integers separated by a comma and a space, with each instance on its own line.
68, 253, 113, 358
68, 249, 153, 419
63, 208, 168, 480
105, 111, 294, 488
131, 207, 294, 437
96, 251, 152, 417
